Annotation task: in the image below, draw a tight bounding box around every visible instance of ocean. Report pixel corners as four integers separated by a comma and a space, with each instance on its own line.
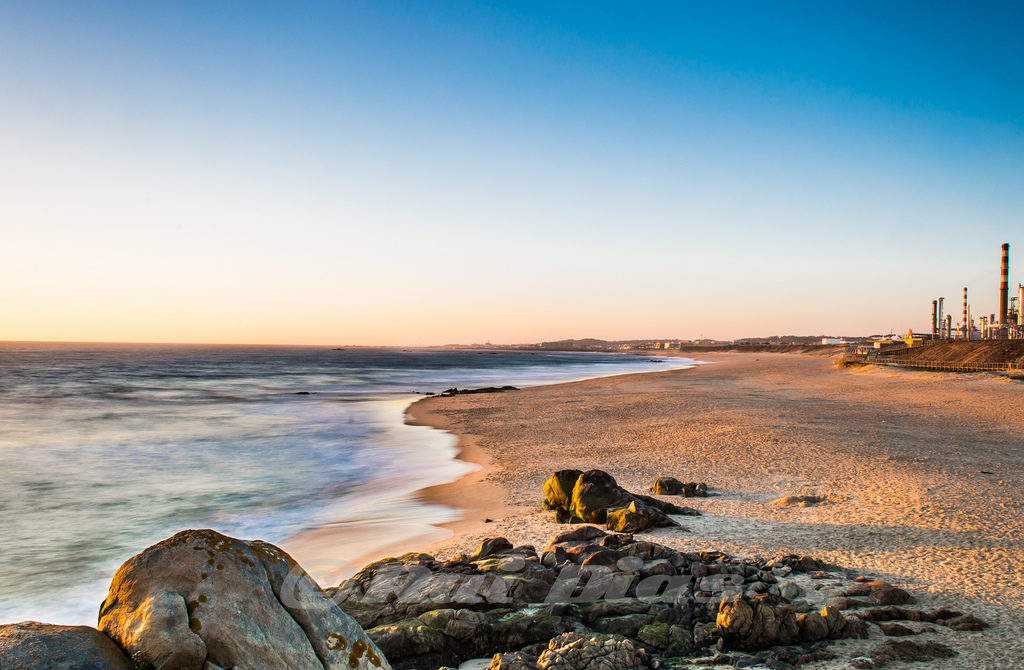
0, 343, 696, 625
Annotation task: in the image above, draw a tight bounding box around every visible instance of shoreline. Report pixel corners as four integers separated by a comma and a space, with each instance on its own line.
335, 363, 704, 574
397, 367, 704, 561
283, 354, 700, 582
383, 351, 1024, 667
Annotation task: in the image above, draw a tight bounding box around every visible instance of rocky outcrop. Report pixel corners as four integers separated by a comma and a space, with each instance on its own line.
98, 528, 389, 670
543, 470, 698, 532
0, 526, 987, 670
649, 478, 707, 497
0, 622, 134, 670
325, 527, 962, 670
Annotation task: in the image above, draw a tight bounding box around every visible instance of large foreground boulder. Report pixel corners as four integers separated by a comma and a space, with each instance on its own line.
0, 622, 133, 670
98, 528, 390, 670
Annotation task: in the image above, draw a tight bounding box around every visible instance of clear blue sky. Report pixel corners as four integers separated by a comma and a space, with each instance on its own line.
2, 1, 1022, 343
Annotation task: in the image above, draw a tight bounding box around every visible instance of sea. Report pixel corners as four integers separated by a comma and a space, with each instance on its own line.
0, 343, 697, 625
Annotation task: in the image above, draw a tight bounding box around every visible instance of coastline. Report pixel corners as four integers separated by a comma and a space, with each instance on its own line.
281, 354, 699, 583
389, 351, 1024, 667
334, 363, 700, 575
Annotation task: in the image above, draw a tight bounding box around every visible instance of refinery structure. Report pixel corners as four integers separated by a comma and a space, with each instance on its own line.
927, 242, 1023, 342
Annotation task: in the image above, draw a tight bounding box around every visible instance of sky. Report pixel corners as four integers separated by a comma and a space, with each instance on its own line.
1, 1, 1022, 345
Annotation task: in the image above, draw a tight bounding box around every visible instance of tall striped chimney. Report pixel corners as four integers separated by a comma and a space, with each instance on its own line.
931, 300, 938, 336
962, 287, 968, 340
1000, 243, 1010, 325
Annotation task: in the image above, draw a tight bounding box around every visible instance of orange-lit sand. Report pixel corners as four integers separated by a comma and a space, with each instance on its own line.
404, 352, 1024, 668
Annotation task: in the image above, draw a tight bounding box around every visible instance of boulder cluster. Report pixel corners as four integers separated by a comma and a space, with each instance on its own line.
543, 470, 700, 533
327, 524, 983, 670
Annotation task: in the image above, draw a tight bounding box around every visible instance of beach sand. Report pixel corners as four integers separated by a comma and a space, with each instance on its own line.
403, 351, 1024, 668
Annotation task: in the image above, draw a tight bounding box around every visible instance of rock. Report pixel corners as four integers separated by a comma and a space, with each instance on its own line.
770, 495, 824, 507
555, 508, 585, 524
779, 582, 801, 600
692, 621, 718, 648
98, 529, 389, 670
795, 605, 843, 642
841, 615, 870, 639
764, 555, 826, 573
566, 544, 612, 564
472, 537, 515, 560
369, 607, 571, 670
606, 501, 678, 533
946, 614, 988, 631
0, 622, 134, 670
330, 548, 552, 629
685, 482, 709, 498
591, 613, 654, 638
546, 470, 699, 530
870, 639, 956, 664
571, 470, 628, 523
545, 470, 583, 510
632, 493, 701, 516
868, 583, 913, 606
580, 549, 625, 567
639, 559, 675, 579
636, 622, 694, 656
366, 617, 452, 669
795, 609, 828, 642
716, 594, 799, 651
489, 651, 542, 670
649, 477, 684, 495
580, 599, 653, 623
878, 622, 916, 636
546, 526, 608, 548
537, 632, 649, 670
649, 478, 709, 498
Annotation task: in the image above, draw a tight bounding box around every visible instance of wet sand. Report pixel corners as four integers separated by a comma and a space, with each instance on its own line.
405, 352, 1024, 668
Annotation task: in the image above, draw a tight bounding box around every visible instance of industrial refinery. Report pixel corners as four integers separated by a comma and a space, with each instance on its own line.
928, 242, 1023, 341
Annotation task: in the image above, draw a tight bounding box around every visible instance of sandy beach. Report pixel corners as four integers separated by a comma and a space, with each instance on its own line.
402, 351, 1024, 668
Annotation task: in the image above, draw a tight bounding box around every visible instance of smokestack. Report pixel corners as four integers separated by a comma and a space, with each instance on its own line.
931, 300, 938, 336
946, 314, 952, 339
1020, 285, 1024, 327
963, 287, 968, 340
1001, 243, 1010, 325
